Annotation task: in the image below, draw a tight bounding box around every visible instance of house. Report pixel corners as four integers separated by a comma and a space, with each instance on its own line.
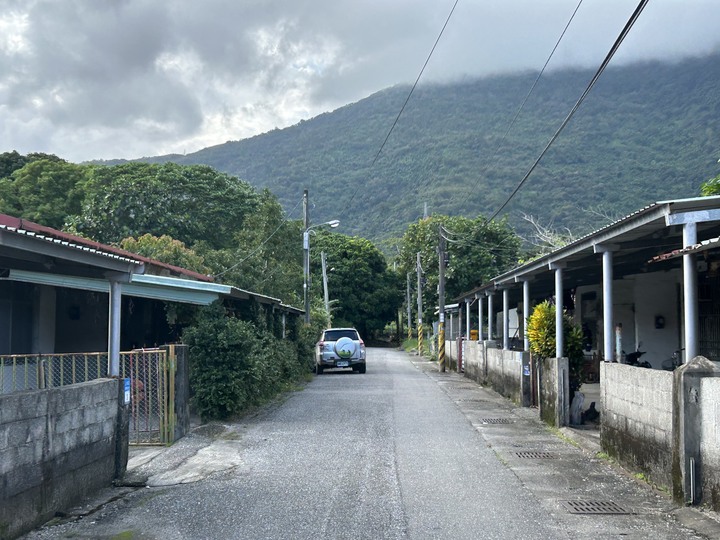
0, 213, 302, 539
448, 195, 720, 509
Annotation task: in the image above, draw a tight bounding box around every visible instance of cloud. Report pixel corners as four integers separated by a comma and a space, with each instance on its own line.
0, 0, 718, 162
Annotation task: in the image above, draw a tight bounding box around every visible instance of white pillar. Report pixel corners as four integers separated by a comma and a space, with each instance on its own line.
551, 264, 564, 358
108, 280, 122, 377
523, 280, 530, 352
487, 292, 494, 340
502, 288, 510, 350
595, 245, 616, 362
466, 299, 471, 340
683, 222, 699, 362
477, 293, 484, 341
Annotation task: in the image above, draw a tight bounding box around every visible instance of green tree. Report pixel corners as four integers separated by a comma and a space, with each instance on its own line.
397, 214, 521, 324
119, 234, 210, 274
310, 231, 403, 339
0, 158, 89, 229
69, 162, 259, 248
200, 189, 303, 303
0, 151, 65, 180
700, 166, 720, 196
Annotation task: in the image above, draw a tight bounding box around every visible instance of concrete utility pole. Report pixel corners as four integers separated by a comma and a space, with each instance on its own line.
303, 189, 310, 323
416, 252, 423, 357
406, 273, 412, 341
438, 227, 446, 372
321, 251, 330, 317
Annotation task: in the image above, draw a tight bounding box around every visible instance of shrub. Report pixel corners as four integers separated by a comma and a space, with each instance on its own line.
527, 300, 585, 397
183, 302, 307, 421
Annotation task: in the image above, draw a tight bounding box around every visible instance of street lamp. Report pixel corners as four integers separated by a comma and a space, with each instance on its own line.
304, 219, 340, 323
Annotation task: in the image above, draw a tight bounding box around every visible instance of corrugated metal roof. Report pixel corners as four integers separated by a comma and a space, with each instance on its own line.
0, 222, 141, 266
0, 214, 212, 282
456, 195, 720, 301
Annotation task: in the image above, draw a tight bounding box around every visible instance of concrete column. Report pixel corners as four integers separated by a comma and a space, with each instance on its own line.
487, 292, 494, 340
108, 280, 122, 377
683, 222, 699, 362
477, 293, 483, 341
594, 246, 615, 362
551, 264, 564, 358
502, 288, 510, 350
466, 299, 471, 340
523, 280, 530, 352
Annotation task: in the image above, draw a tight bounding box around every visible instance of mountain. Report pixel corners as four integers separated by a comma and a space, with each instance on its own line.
129, 53, 720, 245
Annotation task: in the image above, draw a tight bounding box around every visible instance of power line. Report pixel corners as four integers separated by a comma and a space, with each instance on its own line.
482, 0, 585, 173
346, 0, 461, 207
371, 0, 460, 168
488, 0, 650, 223
212, 196, 303, 279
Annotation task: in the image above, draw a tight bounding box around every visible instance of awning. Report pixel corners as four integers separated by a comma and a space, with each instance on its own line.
4, 269, 223, 305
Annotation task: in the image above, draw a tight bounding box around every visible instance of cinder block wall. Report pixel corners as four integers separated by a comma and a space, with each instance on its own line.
700, 377, 720, 510
601, 363, 674, 489
0, 379, 120, 539
462, 342, 528, 405
464, 341, 482, 381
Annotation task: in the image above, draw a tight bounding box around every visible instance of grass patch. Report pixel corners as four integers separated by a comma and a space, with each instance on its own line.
547, 426, 580, 448
401, 338, 418, 352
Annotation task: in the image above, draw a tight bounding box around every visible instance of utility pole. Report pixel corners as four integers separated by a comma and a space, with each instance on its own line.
416, 252, 423, 357
438, 226, 446, 372
303, 189, 310, 323
321, 251, 330, 318
406, 273, 412, 342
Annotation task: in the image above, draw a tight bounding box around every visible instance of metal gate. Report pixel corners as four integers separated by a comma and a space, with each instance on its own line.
1, 348, 177, 445
699, 273, 720, 362
120, 348, 175, 445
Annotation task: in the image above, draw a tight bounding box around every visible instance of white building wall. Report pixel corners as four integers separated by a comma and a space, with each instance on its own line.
631, 270, 682, 368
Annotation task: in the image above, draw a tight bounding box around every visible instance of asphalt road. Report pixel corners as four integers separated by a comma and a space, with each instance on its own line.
23, 347, 714, 540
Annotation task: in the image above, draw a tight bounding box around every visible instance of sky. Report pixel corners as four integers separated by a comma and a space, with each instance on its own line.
1, 0, 718, 163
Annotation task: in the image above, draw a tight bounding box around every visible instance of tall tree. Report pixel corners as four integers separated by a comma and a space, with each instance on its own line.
199, 189, 304, 303
0, 158, 89, 229
310, 231, 403, 338
68, 162, 259, 249
397, 214, 521, 323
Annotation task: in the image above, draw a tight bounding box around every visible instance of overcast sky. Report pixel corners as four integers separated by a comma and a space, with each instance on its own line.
1, 0, 718, 163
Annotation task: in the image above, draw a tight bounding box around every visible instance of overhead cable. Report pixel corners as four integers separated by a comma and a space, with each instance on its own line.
346, 0, 461, 207
487, 0, 650, 222
483, 0, 585, 172
212, 196, 303, 279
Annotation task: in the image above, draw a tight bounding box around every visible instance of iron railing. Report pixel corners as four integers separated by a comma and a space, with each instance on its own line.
0, 349, 175, 445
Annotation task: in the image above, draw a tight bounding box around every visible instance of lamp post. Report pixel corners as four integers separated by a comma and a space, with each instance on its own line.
304, 219, 340, 323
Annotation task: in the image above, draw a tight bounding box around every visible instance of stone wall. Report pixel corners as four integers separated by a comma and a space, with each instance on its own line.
0, 379, 123, 539
601, 362, 674, 490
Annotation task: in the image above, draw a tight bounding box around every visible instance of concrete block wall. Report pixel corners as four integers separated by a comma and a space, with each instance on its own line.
539, 357, 569, 427
0, 379, 120, 539
601, 363, 674, 489
700, 376, 720, 509
461, 341, 529, 406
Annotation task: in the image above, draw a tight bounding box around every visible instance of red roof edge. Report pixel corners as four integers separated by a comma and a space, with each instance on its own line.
0, 214, 214, 283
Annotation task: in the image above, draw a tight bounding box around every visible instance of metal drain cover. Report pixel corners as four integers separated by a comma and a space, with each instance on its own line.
481, 418, 513, 424
560, 500, 632, 515
515, 451, 556, 459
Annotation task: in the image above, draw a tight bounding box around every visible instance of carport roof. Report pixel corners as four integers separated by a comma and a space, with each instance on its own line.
0, 214, 303, 314
456, 195, 720, 303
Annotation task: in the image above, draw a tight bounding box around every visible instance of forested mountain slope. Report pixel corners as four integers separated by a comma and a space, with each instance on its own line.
128, 53, 720, 244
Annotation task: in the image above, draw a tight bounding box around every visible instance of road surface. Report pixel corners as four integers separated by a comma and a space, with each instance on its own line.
24, 348, 710, 539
